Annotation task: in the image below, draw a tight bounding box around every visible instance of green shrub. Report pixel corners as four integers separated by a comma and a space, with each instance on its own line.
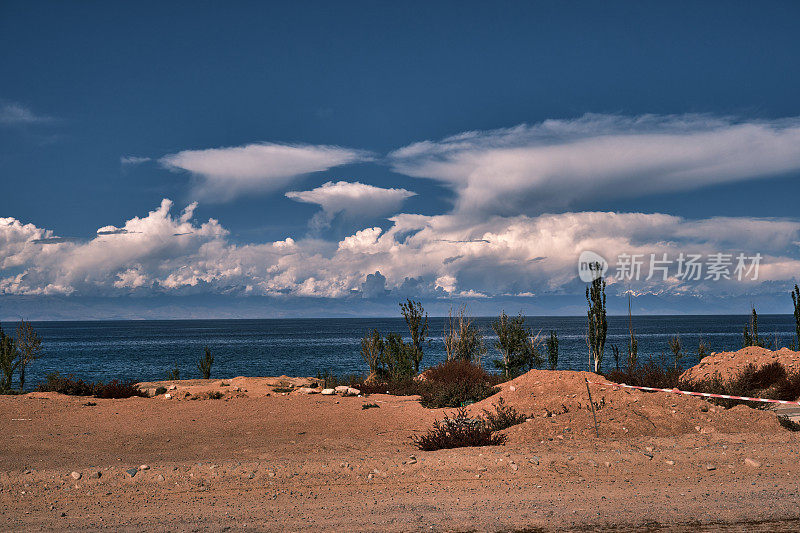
166, 362, 180, 381
412, 407, 507, 451
546, 330, 559, 370
0, 324, 19, 393
360, 329, 385, 377
382, 333, 414, 382
586, 274, 608, 373
419, 381, 498, 409
361, 403, 379, 410
492, 311, 538, 377
198, 346, 214, 379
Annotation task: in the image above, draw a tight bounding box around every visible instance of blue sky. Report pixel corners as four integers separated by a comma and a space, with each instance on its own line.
2, 1, 800, 319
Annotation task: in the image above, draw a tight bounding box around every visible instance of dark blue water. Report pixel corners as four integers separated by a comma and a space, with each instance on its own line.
6, 315, 798, 387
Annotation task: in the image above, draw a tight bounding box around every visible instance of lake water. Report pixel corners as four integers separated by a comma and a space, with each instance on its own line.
5, 314, 797, 387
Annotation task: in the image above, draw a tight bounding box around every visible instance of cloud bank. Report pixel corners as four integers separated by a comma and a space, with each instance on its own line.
160, 143, 371, 201
2, 199, 798, 301
390, 114, 800, 215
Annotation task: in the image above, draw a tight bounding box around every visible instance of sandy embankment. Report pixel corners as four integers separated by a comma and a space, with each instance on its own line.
2, 349, 800, 531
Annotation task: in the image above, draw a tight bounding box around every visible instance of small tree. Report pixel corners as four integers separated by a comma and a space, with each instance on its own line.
792, 285, 800, 350
382, 333, 413, 381
546, 330, 559, 370
743, 307, 765, 348
668, 334, 683, 371
626, 297, 638, 371
400, 299, 428, 373
16, 320, 42, 392
610, 344, 620, 370
586, 273, 607, 373
360, 329, 385, 377
0, 324, 20, 392
697, 338, 710, 359
443, 305, 486, 365
198, 346, 214, 379
491, 312, 530, 378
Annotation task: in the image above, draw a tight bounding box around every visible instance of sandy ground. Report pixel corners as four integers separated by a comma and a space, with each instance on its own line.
3, 354, 800, 531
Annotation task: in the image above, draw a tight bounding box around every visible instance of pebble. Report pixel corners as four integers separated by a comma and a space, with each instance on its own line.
706, 464, 717, 471
164, 393, 172, 400
70, 471, 81, 480
529, 456, 540, 465
89, 471, 102, 479
509, 385, 516, 392
665, 460, 675, 466
644, 452, 654, 460
510, 462, 518, 471
139, 464, 150, 471
156, 474, 165, 481
167, 385, 177, 390
321, 389, 336, 395
125, 468, 138, 478
745, 458, 761, 468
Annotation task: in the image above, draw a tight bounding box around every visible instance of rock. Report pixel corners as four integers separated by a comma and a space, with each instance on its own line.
665, 460, 675, 466
510, 462, 518, 471
334, 385, 350, 394
509, 385, 516, 392
164, 393, 172, 399
321, 388, 336, 395
295, 387, 319, 394
70, 471, 81, 480
156, 474, 165, 482
125, 468, 138, 478
344, 387, 361, 396
745, 458, 761, 468
139, 464, 150, 471
89, 471, 102, 479
604, 461, 612, 468
167, 385, 177, 390
706, 464, 717, 471
529, 457, 540, 465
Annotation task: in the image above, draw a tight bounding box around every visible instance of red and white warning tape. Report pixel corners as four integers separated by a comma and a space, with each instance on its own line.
586, 380, 800, 406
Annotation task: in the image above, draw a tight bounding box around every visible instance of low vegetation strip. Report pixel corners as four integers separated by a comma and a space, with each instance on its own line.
588, 379, 800, 406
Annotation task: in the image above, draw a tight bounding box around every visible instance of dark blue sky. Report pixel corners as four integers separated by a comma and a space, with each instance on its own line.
3, 1, 799, 239
2, 1, 800, 318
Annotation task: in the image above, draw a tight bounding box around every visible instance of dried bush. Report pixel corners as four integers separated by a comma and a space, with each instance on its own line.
155, 386, 168, 396
482, 397, 527, 431
419, 381, 498, 409
37, 373, 145, 399
412, 407, 507, 451
604, 357, 682, 389
686, 361, 800, 409
197, 346, 214, 379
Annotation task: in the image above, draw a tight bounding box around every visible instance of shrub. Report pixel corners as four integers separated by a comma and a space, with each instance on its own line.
16, 320, 42, 392
686, 361, 800, 409
360, 329, 384, 377
198, 346, 214, 379
37, 373, 145, 399
417, 359, 500, 408
93, 380, 146, 399
443, 305, 486, 364
492, 312, 542, 377
412, 407, 507, 451
743, 308, 766, 348
362, 403, 379, 410
38, 372, 94, 396
400, 299, 428, 373
382, 333, 414, 382
546, 330, 559, 370
668, 335, 683, 370
419, 381, 498, 409
778, 416, 800, 432
482, 397, 527, 431
0, 324, 19, 392
166, 362, 180, 381
155, 386, 168, 396
793, 285, 800, 350
604, 357, 682, 389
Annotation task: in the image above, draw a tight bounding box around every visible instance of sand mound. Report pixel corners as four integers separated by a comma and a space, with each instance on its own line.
465, 369, 781, 441
680, 346, 800, 384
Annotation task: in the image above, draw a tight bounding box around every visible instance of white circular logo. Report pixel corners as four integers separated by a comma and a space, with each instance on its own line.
578, 251, 608, 282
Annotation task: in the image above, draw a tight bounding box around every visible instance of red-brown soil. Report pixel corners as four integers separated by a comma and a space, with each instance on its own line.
2, 361, 800, 531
